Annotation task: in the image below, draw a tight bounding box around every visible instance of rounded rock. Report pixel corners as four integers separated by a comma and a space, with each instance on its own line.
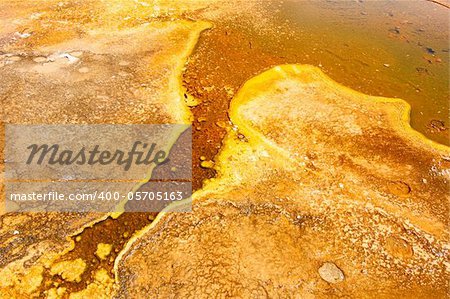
318, 262, 345, 283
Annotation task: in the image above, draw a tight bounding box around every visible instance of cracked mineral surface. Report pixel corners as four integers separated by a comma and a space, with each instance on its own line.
1, 0, 449, 298
115, 65, 449, 298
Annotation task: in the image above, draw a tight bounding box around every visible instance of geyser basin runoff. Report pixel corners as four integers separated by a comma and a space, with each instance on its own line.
0, 6, 211, 296
0, 0, 449, 297
116, 65, 449, 298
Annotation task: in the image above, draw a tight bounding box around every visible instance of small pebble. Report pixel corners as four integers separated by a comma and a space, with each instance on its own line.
387, 180, 411, 196
200, 160, 214, 169
425, 47, 435, 54
60, 53, 79, 63
318, 262, 345, 283
215, 121, 228, 128
385, 236, 413, 258
15, 32, 31, 38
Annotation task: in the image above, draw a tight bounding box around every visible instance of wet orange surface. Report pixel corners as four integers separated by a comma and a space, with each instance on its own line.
186, 0, 449, 188
0, 1, 211, 296
117, 65, 450, 298
0, 0, 449, 298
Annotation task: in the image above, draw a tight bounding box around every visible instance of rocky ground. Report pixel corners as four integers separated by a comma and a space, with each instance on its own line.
0, 1, 449, 298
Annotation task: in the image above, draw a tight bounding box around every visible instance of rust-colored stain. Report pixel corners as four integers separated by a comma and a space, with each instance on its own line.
0, 0, 449, 298
117, 65, 449, 298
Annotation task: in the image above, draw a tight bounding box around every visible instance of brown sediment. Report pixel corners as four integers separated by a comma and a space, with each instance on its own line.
0, 0, 212, 295
184, 3, 450, 185
39, 125, 193, 294
184, 23, 291, 189
1, 0, 449, 297
22, 10, 276, 295
116, 65, 450, 298
39, 212, 156, 293
1, 0, 270, 295
186, 0, 450, 147
15, 14, 288, 294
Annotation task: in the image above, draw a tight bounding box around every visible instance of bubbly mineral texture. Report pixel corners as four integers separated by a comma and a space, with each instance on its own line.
0, 1, 210, 297
116, 65, 449, 298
